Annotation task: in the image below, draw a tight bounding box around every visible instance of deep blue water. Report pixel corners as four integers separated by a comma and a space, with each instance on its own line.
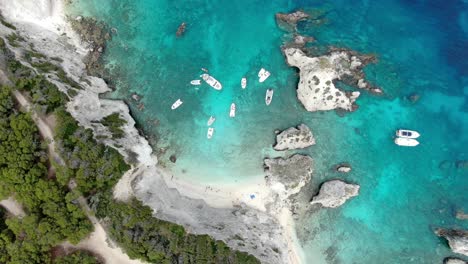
68, 0, 468, 263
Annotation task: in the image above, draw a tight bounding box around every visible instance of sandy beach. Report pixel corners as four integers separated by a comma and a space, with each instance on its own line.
0, 1, 305, 263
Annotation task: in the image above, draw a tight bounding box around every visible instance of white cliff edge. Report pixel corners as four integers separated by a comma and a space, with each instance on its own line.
0, 1, 304, 263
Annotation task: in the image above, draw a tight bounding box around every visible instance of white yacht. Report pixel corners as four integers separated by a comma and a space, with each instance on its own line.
394, 137, 419, 147
207, 116, 216, 126
265, 89, 274, 105
207, 127, 214, 139
241, 77, 247, 89
190, 79, 201, 85
201, 73, 222, 90
396, 129, 420, 139
171, 99, 183, 110
229, 103, 236, 117
258, 68, 271, 83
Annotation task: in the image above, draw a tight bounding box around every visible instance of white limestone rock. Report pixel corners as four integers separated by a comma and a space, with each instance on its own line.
283, 48, 361, 112
274, 124, 315, 151
444, 258, 467, 264
310, 180, 359, 208
436, 229, 468, 257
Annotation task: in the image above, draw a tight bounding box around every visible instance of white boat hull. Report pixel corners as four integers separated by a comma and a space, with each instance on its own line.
241, 77, 247, 89
396, 129, 420, 139
207, 116, 216, 126
395, 137, 419, 147
201, 74, 222, 90
230, 103, 236, 117
265, 89, 273, 105
190, 80, 201, 85
207, 127, 214, 139
171, 99, 183, 110
258, 68, 270, 83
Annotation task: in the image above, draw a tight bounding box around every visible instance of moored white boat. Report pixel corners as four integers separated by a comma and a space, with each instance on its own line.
190, 79, 201, 85
171, 99, 183, 110
207, 127, 214, 139
265, 89, 274, 105
241, 77, 247, 89
396, 129, 420, 139
258, 68, 270, 83
207, 116, 216, 126
229, 103, 236, 117
201, 73, 222, 90
394, 137, 419, 147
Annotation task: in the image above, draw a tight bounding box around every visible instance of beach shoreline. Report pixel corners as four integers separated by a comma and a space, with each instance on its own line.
0, 0, 305, 263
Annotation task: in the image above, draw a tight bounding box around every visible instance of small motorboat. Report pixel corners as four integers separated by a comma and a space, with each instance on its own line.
207, 116, 216, 126
190, 80, 201, 85
241, 77, 247, 89
258, 68, 271, 83
207, 127, 214, 139
229, 103, 236, 117
171, 99, 183, 110
396, 129, 420, 139
394, 137, 419, 147
265, 89, 274, 105
201, 73, 222, 90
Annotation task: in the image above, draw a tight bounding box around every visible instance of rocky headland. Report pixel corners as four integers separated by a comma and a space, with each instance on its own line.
444, 258, 468, 264
310, 180, 360, 208
435, 228, 468, 257
283, 47, 379, 112
274, 124, 315, 151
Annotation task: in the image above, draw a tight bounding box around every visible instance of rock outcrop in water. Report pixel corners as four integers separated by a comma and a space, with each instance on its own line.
275, 10, 309, 31
335, 163, 352, 173
264, 155, 313, 202
274, 124, 315, 151
283, 47, 379, 112
435, 228, 468, 257
444, 257, 468, 264
310, 180, 359, 208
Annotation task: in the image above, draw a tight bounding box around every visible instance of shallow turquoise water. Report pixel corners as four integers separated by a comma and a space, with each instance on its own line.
69, 0, 468, 263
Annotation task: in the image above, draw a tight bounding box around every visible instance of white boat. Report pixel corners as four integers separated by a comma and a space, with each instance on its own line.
207, 116, 216, 126
201, 73, 222, 90
229, 103, 236, 117
207, 127, 214, 139
258, 68, 271, 83
171, 99, 183, 110
394, 137, 419, 147
190, 79, 201, 85
396, 129, 420, 139
265, 89, 274, 105
241, 77, 247, 89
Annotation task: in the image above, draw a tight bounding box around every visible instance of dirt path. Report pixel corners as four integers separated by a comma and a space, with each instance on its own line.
0, 68, 145, 264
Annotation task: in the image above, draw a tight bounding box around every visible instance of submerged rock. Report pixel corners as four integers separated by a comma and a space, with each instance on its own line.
169, 154, 177, 163
264, 154, 313, 199
275, 10, 309, 31
283, 47, 378, 112
456, 160, 468, 170
456, 210, 468, 220
335, 163, 352, 173
274, 124, 315, 151
310, 180, 360, 208
435, 228, 468, 257
444, 257, 468, 264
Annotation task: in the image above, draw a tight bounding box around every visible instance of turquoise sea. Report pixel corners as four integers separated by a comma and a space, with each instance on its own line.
68, 0, 468, 263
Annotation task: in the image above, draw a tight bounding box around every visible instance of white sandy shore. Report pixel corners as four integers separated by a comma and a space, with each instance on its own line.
0, 1, 305, 263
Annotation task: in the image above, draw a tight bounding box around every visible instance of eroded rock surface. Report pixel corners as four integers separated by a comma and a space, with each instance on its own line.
283, 47, 378, 112
310, 180, 359, 208
274, 124, 315, 151
275, 10, 309, 31
435, 228, 468, 257
264, 155, 313, 200
444, 257, 467, 264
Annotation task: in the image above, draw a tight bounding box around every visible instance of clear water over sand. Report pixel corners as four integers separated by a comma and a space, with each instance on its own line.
69, 0, 468, 263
